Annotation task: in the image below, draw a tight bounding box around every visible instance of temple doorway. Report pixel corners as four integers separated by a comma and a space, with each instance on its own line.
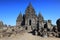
29, 20, 31, 25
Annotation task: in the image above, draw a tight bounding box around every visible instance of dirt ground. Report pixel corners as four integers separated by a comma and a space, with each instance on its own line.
0, 32, 60, 40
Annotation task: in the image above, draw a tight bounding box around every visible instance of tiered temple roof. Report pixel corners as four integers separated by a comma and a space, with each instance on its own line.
25, 3, 36, 17
16, 12, 23, 22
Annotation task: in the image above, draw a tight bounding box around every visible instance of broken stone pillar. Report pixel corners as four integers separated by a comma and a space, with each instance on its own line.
47, 20, 52, 30
27, 26, 32, 32
43, 29, 48, 38
35, 31, 38, 36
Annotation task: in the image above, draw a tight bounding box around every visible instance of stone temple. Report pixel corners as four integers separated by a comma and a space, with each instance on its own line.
0, 3, 60, 38
16, 3, 52, 35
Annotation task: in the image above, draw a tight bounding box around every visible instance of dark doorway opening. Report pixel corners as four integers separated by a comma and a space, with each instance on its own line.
29, 20, 31, 25
44, 23, 47, 28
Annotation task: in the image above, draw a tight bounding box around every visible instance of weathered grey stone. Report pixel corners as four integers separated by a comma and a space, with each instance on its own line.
56, 18, 60, 37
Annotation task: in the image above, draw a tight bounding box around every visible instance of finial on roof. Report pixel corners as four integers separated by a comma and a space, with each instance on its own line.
29, 2, 32, 6
38, 12, 44, 21
27, 2, 33, 9
38, 12, 42, 17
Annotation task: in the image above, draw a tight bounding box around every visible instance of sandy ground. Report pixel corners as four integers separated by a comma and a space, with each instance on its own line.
0, 32, 60, 40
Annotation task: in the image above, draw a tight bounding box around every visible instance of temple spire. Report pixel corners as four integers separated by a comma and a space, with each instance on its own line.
38, 12, 42, 17
38, 12, 44, 21
16, 12, 23, 22
25, 3, 35, 15
28, 2, 33, 8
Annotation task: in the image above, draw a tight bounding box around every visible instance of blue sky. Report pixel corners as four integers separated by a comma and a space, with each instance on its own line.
0, 0, 60, 26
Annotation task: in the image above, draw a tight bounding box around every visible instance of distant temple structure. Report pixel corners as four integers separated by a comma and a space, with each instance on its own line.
16, 3, 52, 32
